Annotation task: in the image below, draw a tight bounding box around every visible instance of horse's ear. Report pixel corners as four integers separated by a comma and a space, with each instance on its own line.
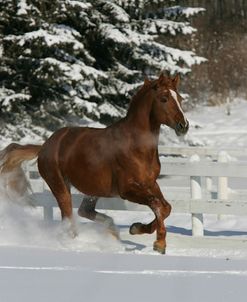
158, 72, 165, 84
144, 76, 150, 86
173, 74, 180, 87
158, 72, 164, 80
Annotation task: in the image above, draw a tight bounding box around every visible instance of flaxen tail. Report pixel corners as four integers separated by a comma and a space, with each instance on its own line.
0, 143, 42, 173
0, 143, 42, 203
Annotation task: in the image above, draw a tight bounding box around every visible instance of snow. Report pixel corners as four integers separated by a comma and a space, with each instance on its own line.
1, 246, 247, 302
98, 102, 125, 118
100, 23, 130, 44
67, 0, 92, 10
163, 6, 206, 18
74, 97, 98, 112
124, 28, 153, 46
102, 2, 130, 23
16, 0, 30, 16
186, 98, 247, 148
37, 57, 107, 85
1, 93, 31, 109
1, 201, 247, 301
143, 19, 196, 35
1, 99, 247, 301
5, 26, 85, 51
162, 44, 207, 67
129, 37, 206, 75
0, 87, 31, 111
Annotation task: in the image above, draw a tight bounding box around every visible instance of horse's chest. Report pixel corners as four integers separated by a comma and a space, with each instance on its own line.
142, 160, 160, 181
118, 153, 160, 183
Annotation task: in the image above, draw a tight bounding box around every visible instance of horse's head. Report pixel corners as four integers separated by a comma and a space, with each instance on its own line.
149, 73, 189, 136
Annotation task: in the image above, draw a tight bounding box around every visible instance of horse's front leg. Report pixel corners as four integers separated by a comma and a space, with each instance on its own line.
150, 186, 172, 254
121, 182, 171, 254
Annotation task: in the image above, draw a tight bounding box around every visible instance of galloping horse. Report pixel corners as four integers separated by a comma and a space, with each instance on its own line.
0, 73, 189, 253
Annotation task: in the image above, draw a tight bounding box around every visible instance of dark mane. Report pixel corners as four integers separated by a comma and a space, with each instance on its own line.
129, 79, 158, 107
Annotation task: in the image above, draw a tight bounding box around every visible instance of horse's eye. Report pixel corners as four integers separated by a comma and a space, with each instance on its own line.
161, 96, 168, 103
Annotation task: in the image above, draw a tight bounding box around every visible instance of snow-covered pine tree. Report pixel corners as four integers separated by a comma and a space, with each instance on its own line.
0, 0, 205, 140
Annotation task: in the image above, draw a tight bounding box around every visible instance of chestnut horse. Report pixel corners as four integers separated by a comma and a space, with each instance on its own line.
0, 73, 189, 254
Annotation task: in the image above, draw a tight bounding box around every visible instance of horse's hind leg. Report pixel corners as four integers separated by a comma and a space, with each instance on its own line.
49, 182, 77, 237
78, 196, 119, 239
38, 163, 76, 237
129, 219, 157, 235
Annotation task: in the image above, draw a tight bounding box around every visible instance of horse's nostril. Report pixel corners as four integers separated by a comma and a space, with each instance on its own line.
178, 122, 184, 130
178, 120, 189, 130
175, 121, 189, 136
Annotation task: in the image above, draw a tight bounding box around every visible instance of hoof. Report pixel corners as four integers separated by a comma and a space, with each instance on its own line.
109, 226, 120, 241
69, 227, 78, 239
153, 241, 166, 254
129, 222, 143, 235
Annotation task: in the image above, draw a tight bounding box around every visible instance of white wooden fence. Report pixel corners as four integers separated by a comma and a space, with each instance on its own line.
25, 146, 247, 238
158, 145, 247, 158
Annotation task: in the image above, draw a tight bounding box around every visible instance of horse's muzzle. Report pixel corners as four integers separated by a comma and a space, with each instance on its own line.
175, 120, 189, 136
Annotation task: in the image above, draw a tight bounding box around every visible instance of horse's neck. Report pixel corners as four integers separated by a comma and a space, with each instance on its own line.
125, 88, 160, 149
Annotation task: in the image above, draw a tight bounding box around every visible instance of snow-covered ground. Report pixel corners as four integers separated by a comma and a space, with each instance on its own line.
1, 201, 247, 302
1, 245, 247, 302
186, 98, 247, 148
0, 99, 247, 301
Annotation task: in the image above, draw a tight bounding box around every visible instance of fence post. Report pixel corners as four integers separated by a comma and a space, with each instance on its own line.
43, 206, 53, 221
217, 151, 229, 220
206, 176, 213, 195
190, 154, 204, 236
226, 96, 231, 116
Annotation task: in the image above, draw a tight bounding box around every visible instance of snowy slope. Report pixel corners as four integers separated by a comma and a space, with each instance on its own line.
186, 98, 247, 148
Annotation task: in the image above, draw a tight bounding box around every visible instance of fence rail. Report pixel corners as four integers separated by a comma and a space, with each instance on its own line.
158, 145, 247, 158
161, 160, 247, 177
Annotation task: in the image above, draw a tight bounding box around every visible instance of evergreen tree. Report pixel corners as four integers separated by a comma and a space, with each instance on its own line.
0, 0, 205, 140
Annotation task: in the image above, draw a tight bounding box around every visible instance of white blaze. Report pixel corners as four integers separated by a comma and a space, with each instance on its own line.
169, 89, 187, 125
